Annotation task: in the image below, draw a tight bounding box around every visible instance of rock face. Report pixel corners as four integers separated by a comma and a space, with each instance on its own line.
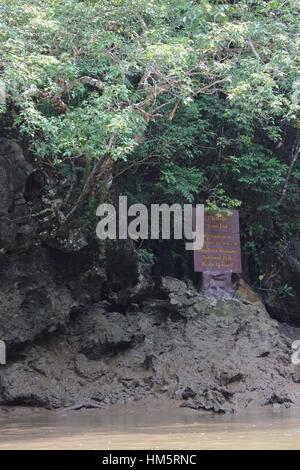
0, 139, 33, 248
0, 139, 75, 350
0, 139, 299, 412
1, 276, 299, 411
201, 272, 236, 297
0, 248, 74, 350
263, 239, 300, 326
76, 307, 136, 359
106, 240, 139, 291
105, 240, 155, 310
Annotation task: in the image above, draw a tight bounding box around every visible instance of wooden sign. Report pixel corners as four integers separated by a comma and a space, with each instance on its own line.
193, 210, 242, 273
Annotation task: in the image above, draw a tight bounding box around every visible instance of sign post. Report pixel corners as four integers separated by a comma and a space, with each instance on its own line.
193, 210, 242, 296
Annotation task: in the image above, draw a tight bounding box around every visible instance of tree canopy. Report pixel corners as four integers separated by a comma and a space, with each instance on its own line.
0, 0, 299, 275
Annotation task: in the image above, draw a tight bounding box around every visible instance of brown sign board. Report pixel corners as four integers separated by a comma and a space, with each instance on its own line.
193, 210, 242, 273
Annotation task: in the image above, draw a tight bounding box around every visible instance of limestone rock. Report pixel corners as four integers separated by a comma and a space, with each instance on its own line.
0, 248, 74, 349
0, 274, 299, 411
76, 306, 136, 359
0, 138, 33, 248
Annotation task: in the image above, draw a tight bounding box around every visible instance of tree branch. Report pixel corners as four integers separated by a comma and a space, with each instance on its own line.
278, 134, 300, 207
248, 38, 262, 62
193, 78, 230, 96
30, 89, 69, 113
79, 76, 104, 91
62, 138, 113, 224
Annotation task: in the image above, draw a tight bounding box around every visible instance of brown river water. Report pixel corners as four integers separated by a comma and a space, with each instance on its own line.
0, 399, 300, 450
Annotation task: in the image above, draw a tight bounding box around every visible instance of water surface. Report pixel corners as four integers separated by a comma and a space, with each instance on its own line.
1, 399, 300, 450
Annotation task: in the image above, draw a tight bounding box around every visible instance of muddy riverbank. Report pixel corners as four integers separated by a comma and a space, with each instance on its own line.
1, 274, 300, 411
1, 277, 300, 411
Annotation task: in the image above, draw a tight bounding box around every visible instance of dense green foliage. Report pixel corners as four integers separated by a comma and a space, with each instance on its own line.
0, 0, 299, 276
